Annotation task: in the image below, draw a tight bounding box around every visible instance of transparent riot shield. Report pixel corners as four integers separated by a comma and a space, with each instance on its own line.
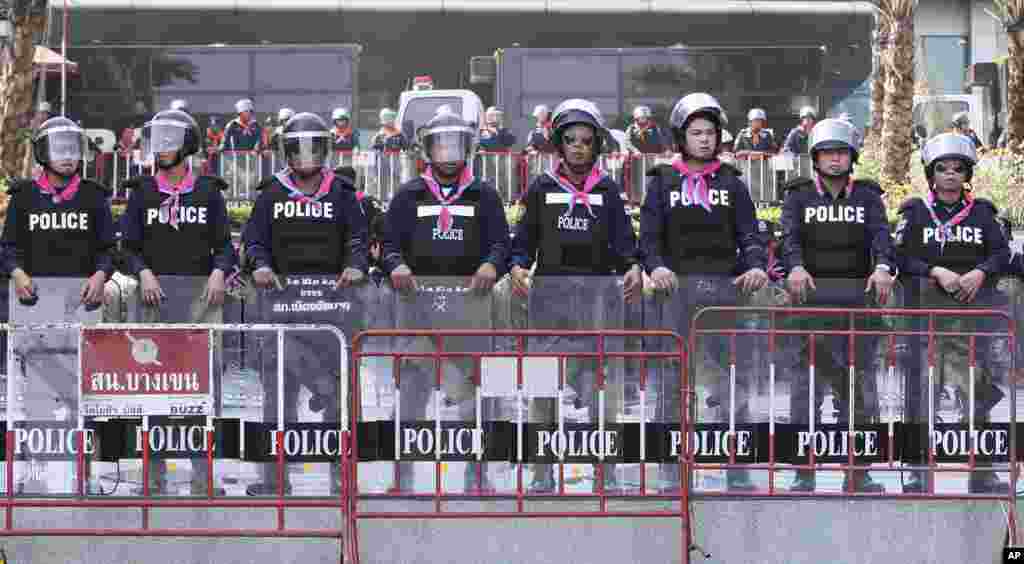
117, 275, 226, 496
897, 277, 1015, 496
775, 278, 893, 494
647, 275, 767, 493
8, 277, 102, 495
521, 276, 628, 495
381, 276, 494, 495
247, 274, 374, 497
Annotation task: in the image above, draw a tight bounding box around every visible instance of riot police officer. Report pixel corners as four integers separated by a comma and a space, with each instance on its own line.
382, 108, 510, 493
242, 112, 368, 496
508, 98, 642, 493
784, 106, 817, 155
781, 118, 896, 493
331, 108, 359, 152
2, 117, 115, 304
120, 108, 239, 495
895, 133, 1010, 494
641, 93, 768, 492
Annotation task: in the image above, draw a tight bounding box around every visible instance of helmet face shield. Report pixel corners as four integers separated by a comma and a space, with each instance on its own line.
44, 128, 86, 164
425, 130, 470, 164
282, 133, 330, 169
141, 120, 188, 156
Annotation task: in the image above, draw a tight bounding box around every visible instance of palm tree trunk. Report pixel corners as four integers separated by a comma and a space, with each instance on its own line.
865, 13, 889, 154
881, 14, 916, 185
0, 1, 48, 181
1007, 30, 1024, 152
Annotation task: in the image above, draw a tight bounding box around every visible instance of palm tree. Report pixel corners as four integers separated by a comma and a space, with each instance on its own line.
864, 10, 890, 155
872, 0, 918, 185
993, 0, 1024, 152
0, 0, 48, 184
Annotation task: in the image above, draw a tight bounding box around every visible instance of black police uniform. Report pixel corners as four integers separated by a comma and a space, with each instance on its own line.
895, 195, 1010, 492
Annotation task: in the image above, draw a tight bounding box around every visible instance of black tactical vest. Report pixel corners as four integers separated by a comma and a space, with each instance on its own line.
408, 181, 482, 276
657, 166, 738, 275
265, 178, 344, 275
136, 175, 224, 275
798, 183, 870, 278
11, 178, 108, 277
901, 197, 990, 275
535, 178, 612, 275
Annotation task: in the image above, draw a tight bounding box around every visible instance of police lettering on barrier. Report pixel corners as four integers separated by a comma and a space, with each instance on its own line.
136, 424, 208, 455
14, 427, 95, 456
802, 205, 865, 224
272, 200, 334, 220
922, 225, 983, 245
669, 189, 730, 208
268, 428, 341, 458
796, 430, 880, 458
931, 428, 1008, 458
536, 429, 618, 459
28, 211, 89, 231
402, 427, 484, 458
145, 206, 208, 226
668, 429, 753, 459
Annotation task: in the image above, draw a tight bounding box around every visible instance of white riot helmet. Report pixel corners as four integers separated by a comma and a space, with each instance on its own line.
669, 93, 727, 155
633, 105, 652, 120
533, 104, 550, 120
551, 98, 607, 154
170, 99, 189, 112
952, 112, 971, 129
485, 106, 503, 124
721, 130, 734, 145
420, 108, 478, 165
235, 98, 254, 114
332, 107, 350, 122
809, 118, 859, 176
922, 132, 977, 184
799, 106, 817, 120
747, 108, 767, 122
33, 116, 87, 176
277, 108, 295, 123
379, 108, 396, 125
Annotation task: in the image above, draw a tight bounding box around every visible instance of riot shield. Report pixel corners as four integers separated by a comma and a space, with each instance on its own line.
116, 275, 226, 495
523, 276, 628, 494
646, 274, 768, 493
248, 274, 376, 496
381, 276, 494, 494
775, 278, 893, 494
898, 276, 1015, 495
8, 277, 102, 495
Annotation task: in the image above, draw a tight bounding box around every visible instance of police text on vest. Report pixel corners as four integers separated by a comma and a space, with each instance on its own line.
804, 205, 865, 223
146, 206, 208, 226
29, 212, 88, 231
273, 201, 334, 220
670, 189, 729, 208
923, 226, 982, 245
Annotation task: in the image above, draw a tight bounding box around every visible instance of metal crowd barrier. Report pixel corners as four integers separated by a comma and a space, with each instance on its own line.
0, 321, 350, 551
686, 278, 1018, 541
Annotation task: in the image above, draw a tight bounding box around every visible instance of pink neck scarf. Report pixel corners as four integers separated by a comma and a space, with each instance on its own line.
421, 165, 475, 233
155, 166, 196, 230
274, 168, 335, 207
671, 156, 722, 212
35, 172, 81, 205
544, 160, 605, 218
924, 188, 974, 254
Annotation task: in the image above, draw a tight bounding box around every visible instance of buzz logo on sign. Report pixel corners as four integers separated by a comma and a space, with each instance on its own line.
126, 332, 162, 366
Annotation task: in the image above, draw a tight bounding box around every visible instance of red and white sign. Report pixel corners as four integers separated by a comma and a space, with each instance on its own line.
81, 329, 212, 417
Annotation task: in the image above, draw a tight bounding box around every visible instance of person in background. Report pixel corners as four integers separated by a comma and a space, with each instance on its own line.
784, 106, 817, 155
371, 108, 407, 152
221, 99, 264, 152
478, 106, 515, 151
734, 108, 778, 155
331, 108, 360, 152
625, 105, 667, 154
952, 112, 984, 150
525, 104, 555, 154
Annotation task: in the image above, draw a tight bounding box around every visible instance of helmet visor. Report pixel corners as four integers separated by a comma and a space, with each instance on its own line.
141, 120, 187, 156
425, 131, 470, 164
43, 128, 86, 163
282, 133, 330, 168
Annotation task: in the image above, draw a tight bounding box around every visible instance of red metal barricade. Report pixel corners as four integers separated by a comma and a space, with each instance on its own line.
0, 322, 351, 561
348, 328, 689, 564
688, 304, 1019, 543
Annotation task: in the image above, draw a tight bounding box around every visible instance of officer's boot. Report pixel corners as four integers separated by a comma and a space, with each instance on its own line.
529, 464, 556, 493
789, 469, 816, 492
843, 470, 885, 493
